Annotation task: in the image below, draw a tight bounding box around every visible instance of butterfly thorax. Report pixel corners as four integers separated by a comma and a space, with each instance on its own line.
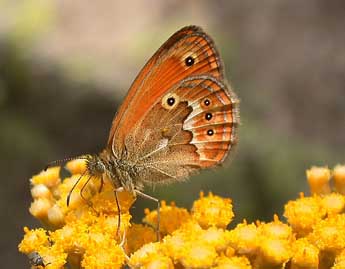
85, 150, 143, 195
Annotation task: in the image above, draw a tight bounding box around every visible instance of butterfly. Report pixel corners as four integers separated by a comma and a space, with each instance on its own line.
48, 25, 239, 238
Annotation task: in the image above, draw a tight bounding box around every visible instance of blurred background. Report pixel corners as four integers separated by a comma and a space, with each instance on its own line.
1, 0, 344, 267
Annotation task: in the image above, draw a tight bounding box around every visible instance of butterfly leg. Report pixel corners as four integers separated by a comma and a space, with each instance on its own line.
119, 225, 126, 248
135, 190, 161, 241
79, 175, 98, 213
113, 188, 122, 238
119, 228, 130, 261
98, 175, 104, 193
113, 186, 133, 256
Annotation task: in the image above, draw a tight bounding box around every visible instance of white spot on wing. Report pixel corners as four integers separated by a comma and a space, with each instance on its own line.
183, 103, 201, 129
158, 138, 169, 149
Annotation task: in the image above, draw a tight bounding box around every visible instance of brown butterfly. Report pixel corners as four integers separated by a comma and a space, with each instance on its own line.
48, 25, 239, 237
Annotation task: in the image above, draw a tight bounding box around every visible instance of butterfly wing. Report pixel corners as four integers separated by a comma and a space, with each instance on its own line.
107, 25, 239, 185
108, 26, 225, 155
125, 76, 239, 185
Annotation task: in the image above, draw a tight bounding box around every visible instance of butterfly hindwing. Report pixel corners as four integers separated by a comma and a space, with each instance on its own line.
124, 76, 239, 185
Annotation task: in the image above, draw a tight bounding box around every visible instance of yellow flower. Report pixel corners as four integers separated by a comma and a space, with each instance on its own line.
19, 227, 50, 254
321, 193, 345, 216
65, 158, 88, 174
138, 256, 174, 269
31, 166, 61, 188
257, 215, 293, 242
125, 224, 156, 254
227, 221, 259, 256
19, 227, 67, 268
81, 237, 125, 269
128, 242, 164, 268
284, 193, 326, 236
19, 163, 345, 268
192, 191, 234, 229
179, 241, 218, 269
333, 249, 345, 269
245, 216, 294, 268
290, 238, 319, 269
333, 164, 345, 195
199, 227, 229, 252
20, 159, 133, 268
306, 166, 331, 195
143, 200, 191, 235
253, 238, 292, 268
308, 214, 345, 252
213, 255, 252, 269
162, 221, 204, 261
32, 245, 67, 269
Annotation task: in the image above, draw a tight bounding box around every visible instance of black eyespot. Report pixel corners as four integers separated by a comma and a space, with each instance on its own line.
204, 99, 210, 106
207, 129, 214, 136
185, 56, 195, 66
167, 97, 175, 106
205, 113, 212, 120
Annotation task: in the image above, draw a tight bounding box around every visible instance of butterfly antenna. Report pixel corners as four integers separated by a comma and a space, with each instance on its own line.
67, 169, 88, 206
44, 155, 89, 171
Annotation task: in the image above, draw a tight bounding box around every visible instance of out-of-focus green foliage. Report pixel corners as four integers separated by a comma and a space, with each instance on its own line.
1, 0, 55, 47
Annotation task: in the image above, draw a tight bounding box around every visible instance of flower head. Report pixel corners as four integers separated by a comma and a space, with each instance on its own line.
192, 191, 234, 229
19, 163, 345, 268
143, 200, 191, 235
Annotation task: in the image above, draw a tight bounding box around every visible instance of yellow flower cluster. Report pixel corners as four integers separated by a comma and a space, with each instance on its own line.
19, 162, 345, 269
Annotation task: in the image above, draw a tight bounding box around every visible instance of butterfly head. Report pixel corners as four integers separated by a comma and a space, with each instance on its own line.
85, 154, 107, 177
